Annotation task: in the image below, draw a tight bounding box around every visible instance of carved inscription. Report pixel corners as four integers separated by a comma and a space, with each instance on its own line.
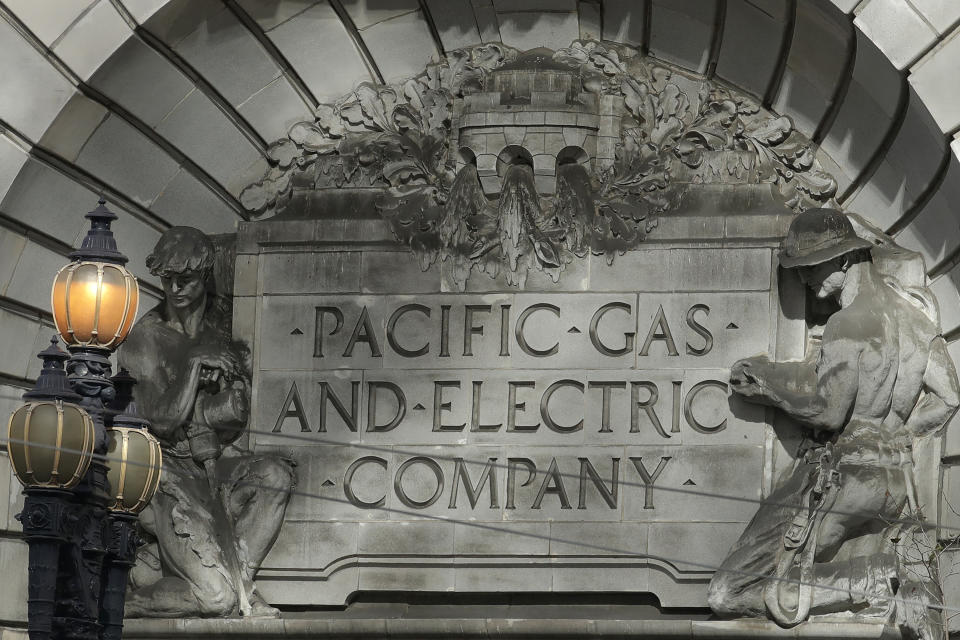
258, 292, 769, 518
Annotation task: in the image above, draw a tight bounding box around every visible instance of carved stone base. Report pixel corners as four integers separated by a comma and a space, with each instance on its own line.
116, 619, 900, 639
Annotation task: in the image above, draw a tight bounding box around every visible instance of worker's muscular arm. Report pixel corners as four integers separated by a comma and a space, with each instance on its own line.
905, 336, 960, 438
730, 312, 863, 432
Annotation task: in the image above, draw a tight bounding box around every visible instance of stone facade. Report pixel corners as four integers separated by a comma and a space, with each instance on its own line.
2, 2, 960, 639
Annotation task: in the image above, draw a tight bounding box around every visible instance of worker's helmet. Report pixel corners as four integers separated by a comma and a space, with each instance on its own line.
778, 208, 873, 268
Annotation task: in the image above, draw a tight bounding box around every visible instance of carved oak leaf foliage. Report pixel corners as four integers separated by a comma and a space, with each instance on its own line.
241, 39, 839, 276
340, 84, 398, 133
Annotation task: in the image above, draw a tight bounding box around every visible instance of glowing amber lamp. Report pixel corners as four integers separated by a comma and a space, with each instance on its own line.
105, 426, 162, 514
51, 260, 139, 349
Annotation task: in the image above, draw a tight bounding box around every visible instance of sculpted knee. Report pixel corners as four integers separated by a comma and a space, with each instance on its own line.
707, 574, 739, 617
256, 458, 295, 490
196, 575, 239, 617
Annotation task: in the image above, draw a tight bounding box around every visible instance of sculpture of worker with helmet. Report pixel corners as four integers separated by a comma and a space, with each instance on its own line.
709, 208, 960, 640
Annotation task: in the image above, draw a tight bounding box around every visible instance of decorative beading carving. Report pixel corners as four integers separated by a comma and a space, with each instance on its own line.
241, 40, 837, 291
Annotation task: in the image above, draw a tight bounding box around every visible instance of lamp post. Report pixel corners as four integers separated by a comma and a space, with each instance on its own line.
6, 200, 162, 640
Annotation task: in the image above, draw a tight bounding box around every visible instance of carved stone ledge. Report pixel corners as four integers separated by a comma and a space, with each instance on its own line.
117, 618, 899, 639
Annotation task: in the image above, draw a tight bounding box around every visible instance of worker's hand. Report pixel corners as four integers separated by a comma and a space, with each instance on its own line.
729, 355, 771, 401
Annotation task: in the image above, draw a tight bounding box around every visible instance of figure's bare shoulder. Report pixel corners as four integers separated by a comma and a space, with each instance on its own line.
119, 305, 166, 368
822, 301, 880, 347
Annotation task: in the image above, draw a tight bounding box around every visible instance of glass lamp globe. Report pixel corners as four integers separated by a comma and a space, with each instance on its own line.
6, 338, 96, 489
7, 401, 95, 489
105, 426, 162, 514
52, 261, 139, 349
51, 200, 139, 350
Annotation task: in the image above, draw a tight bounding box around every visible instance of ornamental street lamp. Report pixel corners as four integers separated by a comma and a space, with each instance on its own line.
6, 200, 162, 640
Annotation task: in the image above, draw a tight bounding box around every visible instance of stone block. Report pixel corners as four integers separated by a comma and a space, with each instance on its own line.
5, 241, 70, 311
258, 520, 360, 605
268, 1, 373, 102
562, 127, 588, 148
530, 91, 566, 108
0, 538, 27, 622
0, 229, 26, 293
894, 153, 960, 269
596, 136, 617, 160
487, 111, 515, 126
576, 113, 600, 128
155, 90, 264, 197
532, 153, 555, 175
522, 132, 545, 154
341, 0, 419, 30
502, 127, 524, 146
358, 520, 455, 591
454, 521, 548, 555
716, 0, 788, 99
90, 36, 193, 128
909, 29, 960, 134
4, 0, 95, 46
360, 10, 438, 84
52, 0, 132, 81
0, 309, 44, 379
174, 6, 283, 107
908, 0, 960, 34
479, 174, 501, 193
602, 0, 646, 45
771, 1, 851, 138
649, 0, 718, 74
943, 548, 960, 634
231, 295, 256, 352
546, 111, 578, 126
496, 11, 579, 52
24, 321, 58, 380
75, 115, 180, 208
847, 88, 947, 231
0, 19, 75, 141
461, 112, 485, 127
257, 294, 393, 371
819, 31, 902, 193
941, 465, 960, 538
828, 0, 861, 11
648, 522, 744, 574
585, 369, 767, 447
150, 169, 240, 233
470, 0, 501, 43
578, 0, 601, 40
36, 94, 107, 163
425, 0, 481, 51
854, 0, 938, 70
492, 0, 575, 9
139, 0, 223, 46
933, 267, 960, 339
233, 254, 259, 297
233, 0, 323, 33
515, 111, 546, 126
262, 251, 361, 294
599, 114, 621, 134
622, 445, 763, 523
946, 342, 960, 458
361, 250, 442, 294
0, 454, 10, 531
543, 132, 565, 152
0, 134, 28, 204
589, 248, 772, 292
476, 152, 498, 174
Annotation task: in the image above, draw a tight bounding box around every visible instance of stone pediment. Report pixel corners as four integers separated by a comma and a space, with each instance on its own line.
240, 41, 837, 291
